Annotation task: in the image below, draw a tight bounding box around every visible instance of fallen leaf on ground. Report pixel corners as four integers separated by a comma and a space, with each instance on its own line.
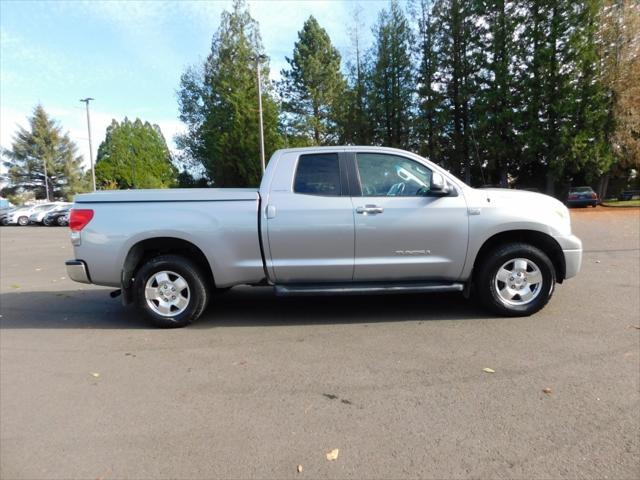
297, 464, 303, 473
595, 260, 601, 263
90, 373, 100, 378
629, 325, 640, 330
10, 284, 20, 289
35, 268, 42, 271
542, 387, 552, 394
482, 368, 496, 373
326, 448, 339, 461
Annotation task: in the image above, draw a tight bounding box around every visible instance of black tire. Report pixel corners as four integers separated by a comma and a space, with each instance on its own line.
17, 216, 29, 226
475, 243, 555, 317
133, 254, 209, 328
57, 216, 68, 226
43, 217, 53, 226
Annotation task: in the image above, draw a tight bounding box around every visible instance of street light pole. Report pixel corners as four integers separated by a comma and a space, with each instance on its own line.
43, 156, 50, 201
80, 97, 96, 191
254, 54, 267, 174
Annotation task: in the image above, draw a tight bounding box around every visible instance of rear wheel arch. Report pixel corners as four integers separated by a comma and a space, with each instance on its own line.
122, 237, 216, 297
472, 230, 566, 283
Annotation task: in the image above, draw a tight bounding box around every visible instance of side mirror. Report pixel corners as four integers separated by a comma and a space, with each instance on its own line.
430, 172, 450, 195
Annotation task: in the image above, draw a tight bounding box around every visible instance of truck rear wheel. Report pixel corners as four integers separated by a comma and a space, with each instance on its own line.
475, 243, 555, 317
134, 254, 209, 328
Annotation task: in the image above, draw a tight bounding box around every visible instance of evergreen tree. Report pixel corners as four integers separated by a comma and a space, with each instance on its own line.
432, 0, 481, 183
2, 105, 87, 201
341, 5, 373, 145
474, 0, 519, 186
416, 0, 444, 161
519, 1, 576, 193
564, 0, 615, 186
177, 0, 282, 187
280, 16, 346, 145
369, 0, 415, 148
95, 118, 176, 189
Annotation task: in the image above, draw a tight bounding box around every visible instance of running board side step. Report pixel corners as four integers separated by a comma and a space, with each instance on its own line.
275, 282, 464, 297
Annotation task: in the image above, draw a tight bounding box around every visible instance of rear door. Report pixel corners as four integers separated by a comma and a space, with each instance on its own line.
350, 152, 468, 282
265, 151, 355, 283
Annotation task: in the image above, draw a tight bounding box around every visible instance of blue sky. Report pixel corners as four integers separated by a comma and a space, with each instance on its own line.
1, 0, 390, 169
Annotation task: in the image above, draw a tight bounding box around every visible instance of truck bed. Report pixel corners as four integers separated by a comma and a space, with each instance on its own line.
72, 188, 265, 288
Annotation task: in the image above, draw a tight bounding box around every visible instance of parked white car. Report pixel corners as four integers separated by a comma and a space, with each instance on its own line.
7, 203, 62, 226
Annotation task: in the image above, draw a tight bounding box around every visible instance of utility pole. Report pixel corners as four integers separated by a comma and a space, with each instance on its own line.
254, 54, 267, 174
80, 97, 96, 191
43, 156, 50, 201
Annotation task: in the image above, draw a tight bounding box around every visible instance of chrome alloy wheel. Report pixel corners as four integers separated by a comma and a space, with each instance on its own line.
144, 271, 190, 317
494, 258, 543, 306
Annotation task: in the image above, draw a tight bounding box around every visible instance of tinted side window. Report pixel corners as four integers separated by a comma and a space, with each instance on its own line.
293, 153, 341, 196
356, 153, 432, 197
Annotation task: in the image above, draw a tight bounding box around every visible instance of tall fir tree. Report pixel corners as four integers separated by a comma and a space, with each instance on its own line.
95, 118, 176, 189
177, 0, 282, 187
280, 16, 346, 145
369, 0, 415, 149
564, 0, 615, 187
475, 0, 521, 187
2, 105, 87, 200
341, 5, 374, 145
416, 0, 444, 161
432, 0, 482, 183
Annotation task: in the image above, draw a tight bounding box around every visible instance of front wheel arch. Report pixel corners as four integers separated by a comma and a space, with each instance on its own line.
472, 230, 565, 283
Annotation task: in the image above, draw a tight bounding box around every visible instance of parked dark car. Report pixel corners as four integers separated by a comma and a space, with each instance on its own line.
618, 190, 640, 201
43, 206, 71, 226
567, 186, 598, 207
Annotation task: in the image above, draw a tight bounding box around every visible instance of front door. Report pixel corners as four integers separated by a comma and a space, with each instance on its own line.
351, 152, 468, 282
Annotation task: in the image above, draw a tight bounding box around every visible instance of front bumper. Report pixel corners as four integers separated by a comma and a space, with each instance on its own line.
65, 259, 91, 284
555, 234, 583, 280
567, 199, 597, 207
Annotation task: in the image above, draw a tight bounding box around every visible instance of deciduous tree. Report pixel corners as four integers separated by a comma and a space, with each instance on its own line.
95, 118, 176, 189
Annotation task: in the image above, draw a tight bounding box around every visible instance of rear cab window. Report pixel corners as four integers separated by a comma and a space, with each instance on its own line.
293, 153, 342, 196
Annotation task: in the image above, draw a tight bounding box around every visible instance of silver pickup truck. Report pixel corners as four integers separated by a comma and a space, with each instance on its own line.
66, 146, 582, 327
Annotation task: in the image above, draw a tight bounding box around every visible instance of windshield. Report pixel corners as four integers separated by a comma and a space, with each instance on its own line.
570, 187, 593, 193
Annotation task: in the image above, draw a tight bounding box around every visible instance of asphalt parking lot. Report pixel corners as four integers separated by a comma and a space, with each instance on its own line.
1, 207, 639, 479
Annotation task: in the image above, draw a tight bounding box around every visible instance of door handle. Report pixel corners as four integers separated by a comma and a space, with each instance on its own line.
356, 205, 384, 215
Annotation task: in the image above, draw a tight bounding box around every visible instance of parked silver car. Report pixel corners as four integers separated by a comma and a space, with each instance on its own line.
29, 203, 72, 225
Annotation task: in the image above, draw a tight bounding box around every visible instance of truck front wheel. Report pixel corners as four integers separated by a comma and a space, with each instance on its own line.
134, 254, 209, 328
475, 243, 555, 316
